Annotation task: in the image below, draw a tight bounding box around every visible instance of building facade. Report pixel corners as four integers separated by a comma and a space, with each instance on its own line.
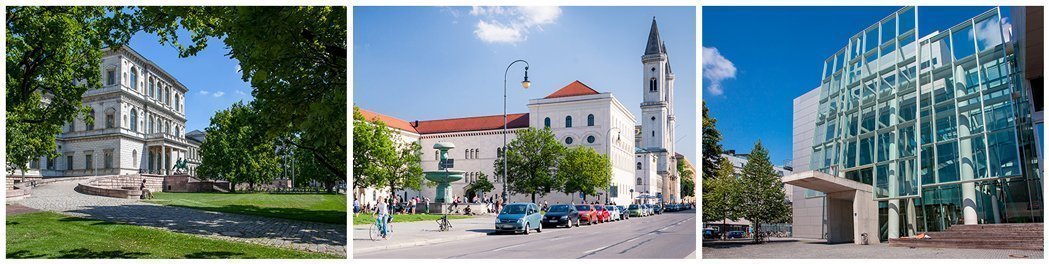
789, 7, 1043, 243
23, 46, 200, 177
355, 18, 685, 206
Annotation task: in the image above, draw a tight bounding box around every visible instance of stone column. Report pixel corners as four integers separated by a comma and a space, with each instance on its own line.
958, 108, 978, 225
161, 146, 167, 175
906, 198, 917, 236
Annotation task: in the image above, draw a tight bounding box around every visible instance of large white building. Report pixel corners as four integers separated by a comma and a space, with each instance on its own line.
19, 46, 201, 178
356, 18, 683, 206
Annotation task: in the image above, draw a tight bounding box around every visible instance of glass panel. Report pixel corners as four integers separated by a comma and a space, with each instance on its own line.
898, 158, 919, 196
875, 164, 890, 199
920, 120, 933, 144
930, 37, 953, 68
956, 60, 981, 97
987, 130, 1020, 177
985, 101, 1014, 131
845, 139, 857, 168
899, 8, 915, 34
920, 145, 934, 184
960, 135, 988, 179
866, 28, 879, 53
933, 71, 955, 104
880, 70, 896, 95
878, 131, 894, 162
936, 141, 959, 183
862, 106, 876, 133
882, 17, 896, 43
878, 100, 893, 129
899, 92, 916, 122
980, 56, 1009, 90
899, 125, 917, 157
864, 79, 877, 103
900, 33, 917, 61
860, 136, 874, 165
936, 103, 957, 141
952, 25, 977, 61
974, 14, 1003, 52
958, 107, 984, 136
825, 121, 837, 142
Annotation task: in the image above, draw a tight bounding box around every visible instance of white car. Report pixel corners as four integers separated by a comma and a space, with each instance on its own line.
604, 205, 621, 221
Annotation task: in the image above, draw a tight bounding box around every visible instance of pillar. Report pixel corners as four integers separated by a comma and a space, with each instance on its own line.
958, 107, 978, 225
906, 198, 917, 236
888, 199, 900, 239
161, 146, 167, 175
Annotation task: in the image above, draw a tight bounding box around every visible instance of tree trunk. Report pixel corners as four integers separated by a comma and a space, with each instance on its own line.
531, 193, 536, 203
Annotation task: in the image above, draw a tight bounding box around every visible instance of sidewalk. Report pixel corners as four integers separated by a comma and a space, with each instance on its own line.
353, 214, 497, 254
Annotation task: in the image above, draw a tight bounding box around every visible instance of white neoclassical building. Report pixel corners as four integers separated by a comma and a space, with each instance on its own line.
19, 46, 201, 178
356, 18, 684, 205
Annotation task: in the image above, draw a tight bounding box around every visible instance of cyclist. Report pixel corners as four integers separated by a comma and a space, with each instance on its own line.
374, 196, 390, 238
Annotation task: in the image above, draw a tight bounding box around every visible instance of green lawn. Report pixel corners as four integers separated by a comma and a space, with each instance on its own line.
146, 192, 346, 224
353, 213, 470, 225
6, 212, 339, 259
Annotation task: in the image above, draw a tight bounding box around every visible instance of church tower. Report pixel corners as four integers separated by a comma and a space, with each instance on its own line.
639, 17, 680, 203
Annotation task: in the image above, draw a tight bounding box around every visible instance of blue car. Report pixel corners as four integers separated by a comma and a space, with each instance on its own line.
495, 203, 543, 234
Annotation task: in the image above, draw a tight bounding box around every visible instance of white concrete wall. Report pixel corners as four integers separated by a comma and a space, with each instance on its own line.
792, 86, 825, 239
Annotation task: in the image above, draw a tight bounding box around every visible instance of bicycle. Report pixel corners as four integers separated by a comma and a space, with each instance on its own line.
369, 215, 393, 241
436, 213, 452, 232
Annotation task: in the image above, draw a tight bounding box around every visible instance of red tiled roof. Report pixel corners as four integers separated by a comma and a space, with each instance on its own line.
544, 80, 601, 99
357, 108, 530, 135
357, 109, 418, 133
415, 113, 529, 134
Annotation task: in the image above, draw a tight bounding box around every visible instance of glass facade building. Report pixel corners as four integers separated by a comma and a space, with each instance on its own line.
809, 7, 1042, 240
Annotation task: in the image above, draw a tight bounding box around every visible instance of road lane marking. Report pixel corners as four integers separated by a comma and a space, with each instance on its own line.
583, 245, 611, 254
493, 244, 525, 252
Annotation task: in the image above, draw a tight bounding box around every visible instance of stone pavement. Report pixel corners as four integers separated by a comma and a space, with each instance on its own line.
14, 180, 346, 257
6, 204, 39, 216
703, 237, 1043, 259
352, 214, 497, 254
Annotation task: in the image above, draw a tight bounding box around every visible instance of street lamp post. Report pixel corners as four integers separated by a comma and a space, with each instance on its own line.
502, 60, 530, 204
605, 127, 620, 205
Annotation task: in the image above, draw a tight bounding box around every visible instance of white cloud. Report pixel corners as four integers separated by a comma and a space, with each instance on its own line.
235, 90, 246, 96
971, 17, 1011, 50
468, 6, 561, 44
212, 91, 225, 98
235, 64, 242, 73
199, 90, 210, 96
702, 47, 737, 96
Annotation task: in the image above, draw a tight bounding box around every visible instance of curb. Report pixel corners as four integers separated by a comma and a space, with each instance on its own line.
353, 231, 491, 254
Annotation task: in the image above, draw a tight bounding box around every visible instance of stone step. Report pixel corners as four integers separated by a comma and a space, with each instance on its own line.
948, 223, 1043, 231
889, 238, 1043, 251
918, 232, 1044, 240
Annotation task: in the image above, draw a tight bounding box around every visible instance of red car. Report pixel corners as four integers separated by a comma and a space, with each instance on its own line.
574, 204, 598, 225
596, 204, 612, 223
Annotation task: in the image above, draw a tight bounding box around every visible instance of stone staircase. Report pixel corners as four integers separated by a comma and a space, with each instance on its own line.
889, 223, 1043, 251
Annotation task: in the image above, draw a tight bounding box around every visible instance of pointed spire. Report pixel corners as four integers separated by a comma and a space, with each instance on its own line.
645, 17, 665, 55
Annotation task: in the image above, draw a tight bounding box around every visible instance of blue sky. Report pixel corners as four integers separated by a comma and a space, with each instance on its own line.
354, 6, 697, 160
702, 6, 1005, 166
124, 32, 255, 132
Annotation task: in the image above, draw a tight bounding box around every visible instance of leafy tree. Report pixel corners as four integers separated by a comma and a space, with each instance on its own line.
377, 140, 424, 202
465, 173, 495, 199
737, 141, 791, 243
494, 128, 566, 203
5, 7, 134, 178
677, 158, 695, 201
559, 146, 612, 203
197, 102, 281, 192
703, 157, 741, 235
287, 136, 340, 193
131, 6, 347, 179
352, 107, 385, 192
702, 101, 724, 180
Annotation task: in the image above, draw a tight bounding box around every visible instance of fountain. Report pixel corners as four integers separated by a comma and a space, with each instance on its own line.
424, 142, 465, 206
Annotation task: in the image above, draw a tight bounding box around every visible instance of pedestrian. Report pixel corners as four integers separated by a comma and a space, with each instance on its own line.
353, 198, 361, 217
424, 197, 430, 214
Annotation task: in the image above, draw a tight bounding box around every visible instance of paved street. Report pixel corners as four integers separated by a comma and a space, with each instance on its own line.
13, 180, 347, 256
703, 238, 1044, 259
354, 209, 696, 258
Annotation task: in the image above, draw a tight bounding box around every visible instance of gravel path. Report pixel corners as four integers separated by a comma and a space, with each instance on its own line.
14, 180, 346, 257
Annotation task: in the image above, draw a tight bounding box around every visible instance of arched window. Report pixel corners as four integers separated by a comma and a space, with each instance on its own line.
434, 150, 439, 161
587, 135, 596, 144
636, 177, 643, 185
130, 67, 138, 90
636, 162, 642, 170
544, 117, 551, 128
497, 147, 502, 158
130, 109, 138, 132
587, 114, 595, 126
148, 77, 154, 95
133, 150, 138, 168
649, 78, 658, 92
565, 116, 573, 128
149, 117, 154, 133
565, 137, 573, 145
475, 149, 480, 158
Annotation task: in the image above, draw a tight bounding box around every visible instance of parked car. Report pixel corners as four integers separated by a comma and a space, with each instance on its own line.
595, 205, 612, 223
495, 203, 543, 234
627, 204, 644, 217
653, 204, 663, 215
575, 204, 599, 225
703, 228, 721, 240
542, 204, 580, 228
604, 205, 621, 222
642, 204, 653, 216
727, 231, 746, 239
667, 204, 680, 212
615, 205, 629, 220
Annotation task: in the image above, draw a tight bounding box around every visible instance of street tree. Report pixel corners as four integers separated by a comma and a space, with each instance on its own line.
559, 146, 612, 203
701, 101, 724, 180
131, 6, 347, 180
677, 158, 695, 201
703, 158, 741, 233
5, 7, 135, 179
737, 141, 791, 243
197, 102, 281, 191
494, 128, 566, 203
465, 172, 495, 199
352, 107, 386, 193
